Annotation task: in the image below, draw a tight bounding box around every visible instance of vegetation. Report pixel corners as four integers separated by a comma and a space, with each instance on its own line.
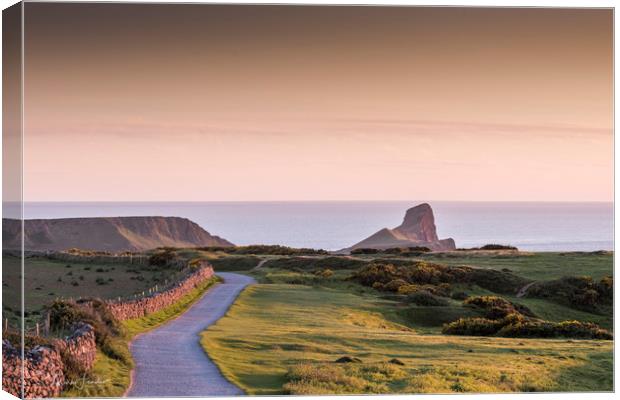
209, 255, 261, 272
2, 254, 188, 327
442, 295, 612, 340
458, 244, 518, 251
263, 256, 367, 271
525, 276, 613, 313
196, 245, 328, 256
352, 260, 530, 295
60, 277, 219, 397
351, 247, 432, 256
201, 282, 612, 394
443, 315, 612, 340
420, 251, 612, 281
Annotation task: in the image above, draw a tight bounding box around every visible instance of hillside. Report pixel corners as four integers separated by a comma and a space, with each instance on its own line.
2, 216, 233, 252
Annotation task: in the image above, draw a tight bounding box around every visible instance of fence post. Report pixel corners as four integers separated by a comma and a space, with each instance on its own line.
45, 312, 50, 336
35, 322, 40, 337
4, 318, 8, 332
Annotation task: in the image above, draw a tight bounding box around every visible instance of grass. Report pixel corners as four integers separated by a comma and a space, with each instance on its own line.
60, 350, 131, 398
200, 282, 612, 395
208, 255, 262, 272
419, 251, 613, 281
62, 277, 219, 397
2, 255, 186, 327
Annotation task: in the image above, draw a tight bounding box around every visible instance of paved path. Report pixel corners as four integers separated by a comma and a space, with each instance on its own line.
517, 281, 537, 298
251, 258, 269, 271
126, 273, 255, 397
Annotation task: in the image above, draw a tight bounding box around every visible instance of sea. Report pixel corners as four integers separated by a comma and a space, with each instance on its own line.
17, 201, 614, 252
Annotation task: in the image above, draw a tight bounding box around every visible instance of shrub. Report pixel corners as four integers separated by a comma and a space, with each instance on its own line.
384, 279, 408, 292
264, 256, 367, 272
148, 249, 177, 268
351, 248, 380, 255
498, 320, 612, 340
442, 317, 504, 336
198, 245, 328, 256
407, 291, 449, 307
314, 269, 334, 278
464, 296, 536, 319
526, 276, 613, 312
451, 292, 469, 300
352, 260, 529, 294
480, 244, 518, 250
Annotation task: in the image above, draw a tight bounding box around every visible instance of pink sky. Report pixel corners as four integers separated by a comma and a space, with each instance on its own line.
22, 5, 612, 201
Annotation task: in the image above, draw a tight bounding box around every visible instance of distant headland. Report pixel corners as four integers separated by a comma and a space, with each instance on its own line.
341, 203, 456, 252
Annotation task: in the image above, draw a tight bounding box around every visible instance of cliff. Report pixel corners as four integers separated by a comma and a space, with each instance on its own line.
343, 203, 456, 252
2, 216, 233, 252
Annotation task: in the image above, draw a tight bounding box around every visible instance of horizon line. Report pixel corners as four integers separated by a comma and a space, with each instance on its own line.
10, 199, 615, 204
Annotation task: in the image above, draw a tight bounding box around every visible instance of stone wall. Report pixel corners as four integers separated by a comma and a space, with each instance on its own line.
105, 262, 215, 321
2, 261, 215, 398
2, 322, 95, 399
52, 322, 97, 375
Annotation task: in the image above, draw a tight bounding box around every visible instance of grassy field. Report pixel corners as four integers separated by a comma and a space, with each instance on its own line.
418, 251, 613, 281
61, 277, 219, 398
2, 255, 186, 327
201, 281, 612, 394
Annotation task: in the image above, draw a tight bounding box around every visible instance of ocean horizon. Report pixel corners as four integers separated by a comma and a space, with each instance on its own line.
13, 201, 614, 252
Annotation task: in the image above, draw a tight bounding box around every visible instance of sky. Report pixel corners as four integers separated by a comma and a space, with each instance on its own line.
21, 4, 613, 202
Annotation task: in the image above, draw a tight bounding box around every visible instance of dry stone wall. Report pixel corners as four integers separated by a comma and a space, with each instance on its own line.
3, 261, 215, 398
2, 322, 96, 399
105, 262, 215, 320
51, 322, 97, 375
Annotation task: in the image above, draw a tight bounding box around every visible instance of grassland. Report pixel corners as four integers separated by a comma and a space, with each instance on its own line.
201, 282, 612, 394
419, 251, 612, 281
200, 250, 613, 394
2, 254, 186, 327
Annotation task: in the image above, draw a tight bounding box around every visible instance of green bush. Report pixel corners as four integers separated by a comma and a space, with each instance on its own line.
464, 296, 536, 319
407, 291, 449, 307
148, 249, 177, 267
46, 299, 123, 355
352, 260, 529, 294
442, 317, 504, 336
350, 248, 381, 255
383, 279, 408, 292
480, 244, 518, 250
264, 256, 367, 272
526, 276, 613, 312
197, 245, 328, 256
498, 320, 612, 340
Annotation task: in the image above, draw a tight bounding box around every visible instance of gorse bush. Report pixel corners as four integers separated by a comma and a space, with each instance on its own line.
264, 256, 367, 272
526, 276, 613, 312
352, 261, 529, 294
351, 246, 432, 256
46, 298, 127, 361
464, 296, 536, 319
407, 291, 449, 307
497, 320, 613, 340
442, 295, 612, 340
148, 248, 178, 268
442, 317, 506, 336
197, 245, 328, 256
480, 244, 518, 251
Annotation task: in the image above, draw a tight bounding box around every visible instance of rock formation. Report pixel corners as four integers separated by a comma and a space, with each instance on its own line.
2, 216, 233, 252
344, 203, 455, 252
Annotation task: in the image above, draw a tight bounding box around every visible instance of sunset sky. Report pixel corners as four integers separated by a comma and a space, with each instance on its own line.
22, 4, 612, 202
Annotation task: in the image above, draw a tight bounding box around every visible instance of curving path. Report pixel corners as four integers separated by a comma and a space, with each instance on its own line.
126, 272, 255, 397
